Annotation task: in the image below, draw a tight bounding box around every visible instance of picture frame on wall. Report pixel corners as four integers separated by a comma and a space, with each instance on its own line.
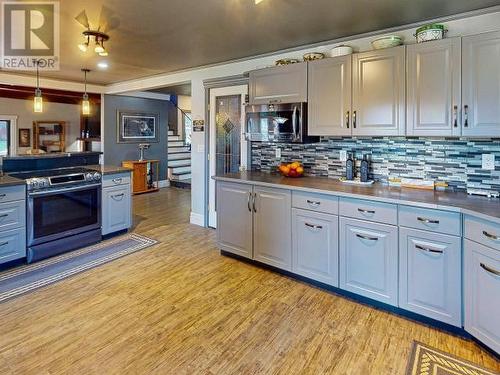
117, 110, 160, 143
18, 128, 31, 147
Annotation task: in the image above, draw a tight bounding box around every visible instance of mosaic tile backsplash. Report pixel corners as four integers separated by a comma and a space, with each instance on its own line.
250, 137, 500, 193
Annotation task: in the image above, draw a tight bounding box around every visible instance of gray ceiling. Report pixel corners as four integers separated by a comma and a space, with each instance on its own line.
150, 84, 192, 97
2, 0, 500, 85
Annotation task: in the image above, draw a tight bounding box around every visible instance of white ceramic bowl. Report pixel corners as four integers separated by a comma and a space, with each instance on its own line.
371, 35, 403, 50
330, 45, 353, 57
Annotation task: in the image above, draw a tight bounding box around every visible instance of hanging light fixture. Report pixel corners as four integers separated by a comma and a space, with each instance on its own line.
33, 60, 43, 113
81, 68, 91, 116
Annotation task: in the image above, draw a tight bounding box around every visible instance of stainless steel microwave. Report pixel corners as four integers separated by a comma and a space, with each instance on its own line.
245, 103, 318, 143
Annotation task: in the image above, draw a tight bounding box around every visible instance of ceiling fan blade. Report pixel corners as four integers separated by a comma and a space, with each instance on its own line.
74, 9, 89, 28
98, 5, 117, 33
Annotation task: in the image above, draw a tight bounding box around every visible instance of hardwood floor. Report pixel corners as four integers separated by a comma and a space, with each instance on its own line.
0, 187, 498, 374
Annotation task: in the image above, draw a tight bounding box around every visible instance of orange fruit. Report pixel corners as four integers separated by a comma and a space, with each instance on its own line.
296, 166, 304, 174
282, 166, 290, 175
291, 162, 300, 169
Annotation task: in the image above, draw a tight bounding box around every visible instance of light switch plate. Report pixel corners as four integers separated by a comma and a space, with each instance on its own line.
482, 154, 495, 170
340, 150, 347, 162
275, 148, 281, 158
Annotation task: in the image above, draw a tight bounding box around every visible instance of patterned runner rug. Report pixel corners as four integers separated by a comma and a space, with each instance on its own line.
0, 233, 157, 303
406, 341, 499, 375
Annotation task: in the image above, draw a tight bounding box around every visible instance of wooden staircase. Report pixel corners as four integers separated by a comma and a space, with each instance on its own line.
168, 130, 191, 189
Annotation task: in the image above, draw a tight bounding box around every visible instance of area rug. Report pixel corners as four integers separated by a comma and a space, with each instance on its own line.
0, 233, 157, 303
406, 341, 499, 375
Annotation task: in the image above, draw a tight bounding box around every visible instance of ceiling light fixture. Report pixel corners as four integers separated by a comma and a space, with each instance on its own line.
81, 68, 91, 116
255, 0, 266, 4
33, 60, 43, 113
97, 61, 108, 69
77, 30, 110, 56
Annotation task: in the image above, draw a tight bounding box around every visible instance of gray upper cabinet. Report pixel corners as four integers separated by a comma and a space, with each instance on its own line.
352, 46, 405, 136
216, 181, 253, 259
248, 62, 308, 105
407, 38, 461, 136
253, 186, 292, 270
462, 31, 500, 136
308, 56, 352, 136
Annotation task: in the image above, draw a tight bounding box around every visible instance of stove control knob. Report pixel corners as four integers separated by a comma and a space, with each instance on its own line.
31, 180, 39, 189
93, 172, 101, 181
85, 172, 93, 181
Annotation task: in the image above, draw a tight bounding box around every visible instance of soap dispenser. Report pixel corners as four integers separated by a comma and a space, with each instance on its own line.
346, 153, 355, 180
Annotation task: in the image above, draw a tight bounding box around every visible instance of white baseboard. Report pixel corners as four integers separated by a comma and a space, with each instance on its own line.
158, 179, 170, 188
190, 212, 205, 227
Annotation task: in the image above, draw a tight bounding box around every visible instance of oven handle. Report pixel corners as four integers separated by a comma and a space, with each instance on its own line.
28, 183, 102, 197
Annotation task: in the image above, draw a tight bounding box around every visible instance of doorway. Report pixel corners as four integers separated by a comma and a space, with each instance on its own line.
208, 85, 248, 228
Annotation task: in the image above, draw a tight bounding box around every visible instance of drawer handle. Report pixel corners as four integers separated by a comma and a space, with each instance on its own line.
112, 178, 123, 184
111, 193, 125, 200
247, 192, 252, 212
480, 263, 500, 276
415, 244, 444, 254
358, 208, 375, 214
0, 241, 8, 247
356, 233, 378, 241
305, 222, 323, 230
482, 230, 500, 241
306, 200, 321, 207
417, 217, 440, 224
0, 214, 8, 218
0, 194, 5, 198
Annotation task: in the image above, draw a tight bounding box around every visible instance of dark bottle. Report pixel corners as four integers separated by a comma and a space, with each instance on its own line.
346, 153, 355, 180
360, 155, 369, 182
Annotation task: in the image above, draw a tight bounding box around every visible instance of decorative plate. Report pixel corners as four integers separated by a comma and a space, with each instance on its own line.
303, 52, 325, 61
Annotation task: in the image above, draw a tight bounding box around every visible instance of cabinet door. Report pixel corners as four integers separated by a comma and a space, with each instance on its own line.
249, 63, 307, 105
464, 239, 500, 353
292, 209, 339, 286
399, 228, 462, 326
308, 56, 352, 136
132, 163, 147, 193
102, 185, 132, 235
0, 228, 26, 264
339, 217, 398, 306
352, 46, 405, 136
462, 31, 500, 136
253, 186, 292, 270
216, 181, 253, 259
407, 38, 461, 136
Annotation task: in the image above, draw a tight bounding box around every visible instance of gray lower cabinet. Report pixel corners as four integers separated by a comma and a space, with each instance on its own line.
308, 56, 352, 136
102, 183, 132, 235
249, 62, 308, 105
462, 31, 500, 136
216, 181, 253, 259
339, 217, 398, 306
399, 228, 462, 326
0, 228, 26, 264
352, 46, 405, 136
292, 208, 339, 286
0, 185, 26, 264
464, 239, 500, 353
406, 38, 461, 136
253, 186, 292, 270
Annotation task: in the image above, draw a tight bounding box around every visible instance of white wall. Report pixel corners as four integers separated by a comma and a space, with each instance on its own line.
104, 10, 500, 227
0, 97, 82, 154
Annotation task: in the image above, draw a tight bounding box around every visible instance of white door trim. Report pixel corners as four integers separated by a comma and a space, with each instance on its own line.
0, 115, 18, 156
208, 84, 248, 228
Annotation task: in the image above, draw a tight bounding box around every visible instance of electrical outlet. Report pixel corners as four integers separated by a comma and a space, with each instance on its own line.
482, 154, 495, 170
275, 148, 281, 158
339, 150, 347, 162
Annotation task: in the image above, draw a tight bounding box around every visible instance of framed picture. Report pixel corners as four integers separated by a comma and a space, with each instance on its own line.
18, 128, 31, 147
117, 110, 159, 143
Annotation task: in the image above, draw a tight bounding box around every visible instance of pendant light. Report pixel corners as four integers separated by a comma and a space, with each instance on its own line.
33, 60, 43, 113
81, 68, 91, 116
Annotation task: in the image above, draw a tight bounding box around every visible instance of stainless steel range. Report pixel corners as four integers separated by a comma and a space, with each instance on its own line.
10, 167, 102, 263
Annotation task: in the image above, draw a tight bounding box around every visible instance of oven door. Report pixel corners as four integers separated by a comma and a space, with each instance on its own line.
245, 103, 304, 142
27, 183, 102, 246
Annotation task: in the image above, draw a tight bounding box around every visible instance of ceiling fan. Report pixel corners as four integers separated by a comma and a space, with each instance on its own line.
75, 6, 119, 56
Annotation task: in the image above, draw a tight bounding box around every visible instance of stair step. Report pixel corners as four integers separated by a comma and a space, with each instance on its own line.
168, 135, 182, 141
168, 130, 175, 136
168, 147, 190, 154
170, 179, 191, 189
168, 152, 191, 160
168, 141, 185, 147
169, 159, 191, 167
171, 172, 191, 181
169, 166, 191, 174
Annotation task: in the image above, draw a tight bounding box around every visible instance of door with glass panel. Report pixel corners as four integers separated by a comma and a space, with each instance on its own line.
0, 120, 11, 156
209, 85, 248, 228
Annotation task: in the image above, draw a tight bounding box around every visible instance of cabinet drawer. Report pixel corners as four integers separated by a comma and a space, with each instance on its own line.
399, 205, 461, 236
0, 185, 25, 203
464, 215, 500, 251
292, 209, 339, 286
292, 191, 338, 214
102, 173, 131, 188
339, 197, 397, 225
0, 228, 26, 264
0, 200, 25, 231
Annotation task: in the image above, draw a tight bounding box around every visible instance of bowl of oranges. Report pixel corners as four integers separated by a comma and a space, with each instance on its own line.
278, 161, 304, 178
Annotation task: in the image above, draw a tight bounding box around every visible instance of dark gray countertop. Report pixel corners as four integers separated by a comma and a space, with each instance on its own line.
214, 171, 500, 223
2, 151, 102, 160
0, 174, 25, 187
86, 165, 132, 176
